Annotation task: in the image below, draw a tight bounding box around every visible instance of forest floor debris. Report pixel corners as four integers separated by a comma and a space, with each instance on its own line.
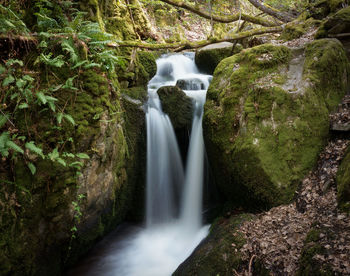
235, 95, 350, 275
330, 95, 350, 131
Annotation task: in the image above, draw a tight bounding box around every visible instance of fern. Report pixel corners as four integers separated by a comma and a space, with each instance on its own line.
18, 103, 29, 109
0, 1, 106, 177
56, 113, 63, 124
76, 153, 89, 159
6, 141, 24, 154
25, 141, 44, 158
63, 114, 75, 125
39, 53, 65, 67
0, 132, 10, 156
36, 91, 47, 104
2, 75, 15, 87
0, 115, 7, 128
0, 5, 29, 35
48, 148, 67, 167
61, 40, 79, 65
27, 162, 36, 175
61, 76, 78, 91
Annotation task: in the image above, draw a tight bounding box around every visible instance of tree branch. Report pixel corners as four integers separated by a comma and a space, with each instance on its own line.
114, 26, 283, 50
246, 0, 295, 23
158, 0, 281, 27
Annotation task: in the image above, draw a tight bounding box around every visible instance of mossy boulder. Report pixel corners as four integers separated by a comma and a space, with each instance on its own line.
280, 18, 320, 41
336, 149, 350, 213
137, 51, 157, 79
316, 6, 350, 38
174, 214, 255, 276
157, 86, 193, 129
305, 0, 346, 20
195, 42, 243, 75
134, 51, 157, 86
204, 39, 350, 210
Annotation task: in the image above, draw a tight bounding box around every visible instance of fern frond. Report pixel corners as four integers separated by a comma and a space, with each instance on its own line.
25, 141, 44, 158
61, 40, 79, 64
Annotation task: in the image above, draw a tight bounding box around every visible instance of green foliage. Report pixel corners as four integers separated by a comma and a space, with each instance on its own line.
0, 4, 30, 35
34, 1, 125, 75
0, 132, 23, 156
39, 53, 65, 68
0, 3, 110, 177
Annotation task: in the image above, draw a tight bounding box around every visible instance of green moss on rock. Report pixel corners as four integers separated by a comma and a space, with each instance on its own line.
137, 51, 157, 80
316, 6, 350, 38
174, 214, 255, 276
0, 65, 147, 275
281, 19, 320, 41
134, 50, 157, 86
204, 40, 350, 210
157, 86, 193, 129
336, 148, 350, 213
122, 86, 148, 101
305, 0, 346, 20
195, 42, 243, 75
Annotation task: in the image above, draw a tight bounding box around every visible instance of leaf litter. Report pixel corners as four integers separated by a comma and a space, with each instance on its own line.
235, 94, 350, 275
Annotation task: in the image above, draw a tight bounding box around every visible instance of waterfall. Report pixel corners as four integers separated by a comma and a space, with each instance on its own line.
180, 91, 207, 233
146, 53, 211, 233
68, 53, 212, 276
145, 107, 184, 226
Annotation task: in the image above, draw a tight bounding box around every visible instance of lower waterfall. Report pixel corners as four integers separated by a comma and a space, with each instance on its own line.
68, 53, 211, 276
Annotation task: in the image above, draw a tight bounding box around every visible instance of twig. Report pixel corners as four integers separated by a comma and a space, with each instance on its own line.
233, 268, 240, 276
0, 108, 16, 128
248, 254, 257, 276
328, 33, 350, 38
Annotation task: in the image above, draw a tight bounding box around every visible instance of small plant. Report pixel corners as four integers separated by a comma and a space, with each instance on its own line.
0, 4, 30, 35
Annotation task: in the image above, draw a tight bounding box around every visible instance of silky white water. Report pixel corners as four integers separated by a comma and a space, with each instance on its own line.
129, 53, 211, 275
68, 53, 212, 276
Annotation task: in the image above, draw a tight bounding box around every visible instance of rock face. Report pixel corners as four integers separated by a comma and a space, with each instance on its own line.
203, 39, 350, 209
0, 69, 146, 276
0, 1, 150, 274
195, 42, 243, 74
157, 86, 193, 129
337, 149, 350, 212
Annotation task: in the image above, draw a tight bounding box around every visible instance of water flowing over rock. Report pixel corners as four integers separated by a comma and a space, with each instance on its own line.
68, 53, 212, 275
146, 53, 211, 231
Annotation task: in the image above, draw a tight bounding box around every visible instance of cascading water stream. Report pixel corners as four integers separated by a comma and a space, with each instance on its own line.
180, 90, 207, 233
67, 53, 211, 276
145, 106, 184, 226
146, 53, 211, 232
